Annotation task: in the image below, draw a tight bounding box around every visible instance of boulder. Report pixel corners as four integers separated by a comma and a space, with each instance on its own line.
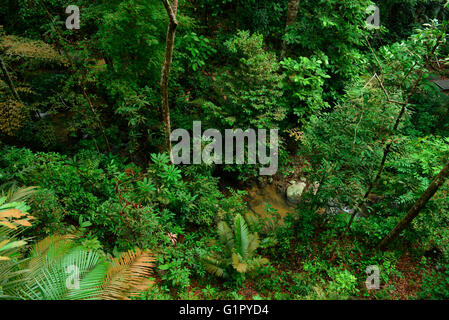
286, 179, 307, 204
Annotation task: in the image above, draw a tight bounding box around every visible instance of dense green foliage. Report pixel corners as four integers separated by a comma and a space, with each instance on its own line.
1, 0, 449, 300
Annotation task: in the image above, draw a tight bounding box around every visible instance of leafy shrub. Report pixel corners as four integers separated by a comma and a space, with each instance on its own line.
177, 32, 217, 72
327, 268, 359, 299
206, 30, 285, 129
280, 55, 330, 126
284, 0, 372, 98
0, 147, 166, 250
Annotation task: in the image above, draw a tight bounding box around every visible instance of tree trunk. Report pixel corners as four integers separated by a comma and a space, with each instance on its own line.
363, 34, 442, 198
0, 56, 21, 102
0, 55, 42, 120
378, 159, 449, 250
161, 0, 178, 161
362, 72, 423, 200
342, 72, 422, 236
281, 0, 300, 58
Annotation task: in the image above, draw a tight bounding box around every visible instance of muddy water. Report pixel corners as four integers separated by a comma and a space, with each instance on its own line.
246, 184, 295, 220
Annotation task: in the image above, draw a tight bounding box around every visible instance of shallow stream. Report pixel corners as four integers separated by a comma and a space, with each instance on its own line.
246, 183, 295, 220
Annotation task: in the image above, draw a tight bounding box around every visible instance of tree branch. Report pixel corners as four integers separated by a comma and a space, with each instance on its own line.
161, 0, 178, 25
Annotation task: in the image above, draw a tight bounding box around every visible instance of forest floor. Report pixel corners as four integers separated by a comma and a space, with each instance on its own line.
388, 253, 426, 299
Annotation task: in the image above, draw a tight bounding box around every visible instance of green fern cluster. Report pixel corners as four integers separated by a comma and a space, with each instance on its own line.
202, 214, 268, 279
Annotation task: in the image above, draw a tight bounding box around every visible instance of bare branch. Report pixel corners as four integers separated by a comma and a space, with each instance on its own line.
374, 73, 406, 105
364, 35, 384, 74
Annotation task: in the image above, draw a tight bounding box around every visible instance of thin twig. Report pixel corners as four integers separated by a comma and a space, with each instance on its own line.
374, 73, 406, 105
364, 35, 384, 74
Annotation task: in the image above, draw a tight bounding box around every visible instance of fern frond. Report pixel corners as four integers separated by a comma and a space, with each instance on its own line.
247, 257, 269, 272
244, 212, 262, 231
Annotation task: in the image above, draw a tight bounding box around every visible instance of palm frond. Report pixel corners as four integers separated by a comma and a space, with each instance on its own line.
17, 241, 105, 300
100, 248, 155, 300
217, 220, 234, 254
4, 186, 38, 203
0, 189, 35, 299
231, 251, 247, 273
203, 214, 268, 279
201, 255, 226, 278
27, 234, 76, 273
247, 233, 260, 256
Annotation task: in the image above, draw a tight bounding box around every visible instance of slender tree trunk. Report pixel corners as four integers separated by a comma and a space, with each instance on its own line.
37, 2, 111, 153
363, 34, 442, 198
1, 55, 41, 120
81, 86, 111, 153
361, 72, 423, 200
378, 159, 449, 250
342, 72, 423, 236
343, 33, 444, 234
281, 0, 299, 58
161, 0, 178, 161
0, 56, 21, 102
